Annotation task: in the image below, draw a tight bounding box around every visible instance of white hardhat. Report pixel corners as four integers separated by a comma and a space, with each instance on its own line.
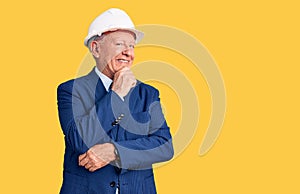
84, 8, 144, 47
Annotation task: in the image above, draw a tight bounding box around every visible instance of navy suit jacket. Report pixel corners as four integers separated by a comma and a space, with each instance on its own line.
57, 68, 174, 194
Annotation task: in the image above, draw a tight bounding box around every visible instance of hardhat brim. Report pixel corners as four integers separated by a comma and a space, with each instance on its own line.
84, 28, 144, 47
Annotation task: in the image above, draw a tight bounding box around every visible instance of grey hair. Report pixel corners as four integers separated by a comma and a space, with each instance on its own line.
87, 34, 107, 51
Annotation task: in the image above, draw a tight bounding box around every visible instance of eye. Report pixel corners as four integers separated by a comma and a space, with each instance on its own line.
116, 42, 124, 46
129, 44, 135, 49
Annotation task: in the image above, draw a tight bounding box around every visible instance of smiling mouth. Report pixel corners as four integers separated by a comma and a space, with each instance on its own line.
117, 59, 130, 63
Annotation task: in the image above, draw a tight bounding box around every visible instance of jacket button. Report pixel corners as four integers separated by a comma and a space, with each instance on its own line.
110, 181, 116, 187
111, 121, 117, 126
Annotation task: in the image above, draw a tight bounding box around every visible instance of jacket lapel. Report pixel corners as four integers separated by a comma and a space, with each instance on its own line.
84, 67, 107, 101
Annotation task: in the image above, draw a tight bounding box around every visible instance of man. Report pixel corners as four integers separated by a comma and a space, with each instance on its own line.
57, 8, 174, 194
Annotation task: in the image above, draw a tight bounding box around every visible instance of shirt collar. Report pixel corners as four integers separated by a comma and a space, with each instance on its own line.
94, 67, 112, 92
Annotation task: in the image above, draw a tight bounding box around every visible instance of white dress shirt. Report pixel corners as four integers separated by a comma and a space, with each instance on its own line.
95, 67, 113, 92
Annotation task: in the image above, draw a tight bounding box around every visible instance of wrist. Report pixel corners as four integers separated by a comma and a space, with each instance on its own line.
111, 90, 125, 101
112, 144, 121, 168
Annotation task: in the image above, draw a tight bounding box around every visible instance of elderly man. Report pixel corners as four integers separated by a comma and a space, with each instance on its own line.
57, 8, 174, 194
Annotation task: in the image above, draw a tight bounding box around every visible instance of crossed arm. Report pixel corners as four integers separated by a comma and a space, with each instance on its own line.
57, 68, 173, 172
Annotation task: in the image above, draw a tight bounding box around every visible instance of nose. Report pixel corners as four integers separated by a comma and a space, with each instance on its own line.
122, 46, 134, 57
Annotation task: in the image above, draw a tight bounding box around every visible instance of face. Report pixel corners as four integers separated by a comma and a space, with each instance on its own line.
92, 30, 136, 78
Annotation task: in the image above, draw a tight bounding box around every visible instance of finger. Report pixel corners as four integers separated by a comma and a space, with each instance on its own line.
83, 156, 98, 168
120, 67, 130, 71
78, 153, 86, 163
88, 167, 97, 172
88, 164, 101, 172
117, 67, 131, 77
84, 162, 92, 169
132, 79, 137, 86
114, 68, 128, 79
79, 157, 89, 166
87, 150, 98, 160
89, 162, 109, 172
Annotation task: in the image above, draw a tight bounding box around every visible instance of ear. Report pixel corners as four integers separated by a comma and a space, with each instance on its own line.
90, 41, 100, 58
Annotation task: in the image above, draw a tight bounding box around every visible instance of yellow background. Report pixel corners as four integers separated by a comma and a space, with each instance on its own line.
1, 0, 299, 193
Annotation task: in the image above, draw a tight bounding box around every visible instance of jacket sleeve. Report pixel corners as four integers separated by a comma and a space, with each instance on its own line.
57, 80, 173, 168
57, 81, 129, 154
114, 89, 174, 170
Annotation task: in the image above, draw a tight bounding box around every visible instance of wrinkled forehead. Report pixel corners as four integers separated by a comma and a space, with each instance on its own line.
103, 29, 136, 42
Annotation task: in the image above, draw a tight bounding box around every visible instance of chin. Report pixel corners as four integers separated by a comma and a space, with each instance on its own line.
116, 63, 131, 70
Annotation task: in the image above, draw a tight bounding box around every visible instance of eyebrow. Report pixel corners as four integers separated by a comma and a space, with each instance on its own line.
113, 38, 135, 44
